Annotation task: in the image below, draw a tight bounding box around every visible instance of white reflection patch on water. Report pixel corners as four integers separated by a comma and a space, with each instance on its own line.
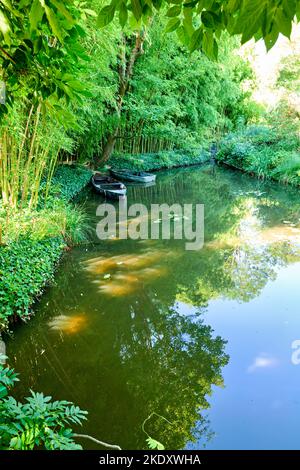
247, 354, 279, 373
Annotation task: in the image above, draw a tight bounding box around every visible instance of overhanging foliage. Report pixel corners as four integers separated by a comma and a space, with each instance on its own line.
97, 0, 300, 58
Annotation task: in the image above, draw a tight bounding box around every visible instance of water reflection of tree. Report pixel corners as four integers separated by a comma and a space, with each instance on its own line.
155, 167, 300, 306
6, 279, 229, 449
109, 298, 229, 449
6, 165, 300, 449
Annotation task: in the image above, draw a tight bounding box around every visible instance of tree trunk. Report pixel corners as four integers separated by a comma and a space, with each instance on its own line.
101, 131, 118, 165
95, 30, 145, 167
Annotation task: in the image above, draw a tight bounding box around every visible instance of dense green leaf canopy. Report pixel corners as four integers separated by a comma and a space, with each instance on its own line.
0, 0, 93, 109
97, 0, 300, 57
1, 1, 299, 66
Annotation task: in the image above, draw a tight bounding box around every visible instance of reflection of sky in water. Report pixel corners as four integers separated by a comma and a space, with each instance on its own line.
186, 262, 300, 450
238, 198, 300, 248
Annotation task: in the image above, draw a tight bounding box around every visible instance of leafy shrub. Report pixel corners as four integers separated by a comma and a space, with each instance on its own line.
217, 124, 300, 184
272, 154, 300, 185
0, 237, 65, 328
217, 140, 255, 168
0, 356, 87, 450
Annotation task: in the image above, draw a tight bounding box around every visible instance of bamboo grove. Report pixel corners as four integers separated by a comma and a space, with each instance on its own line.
0, 0, 296, 210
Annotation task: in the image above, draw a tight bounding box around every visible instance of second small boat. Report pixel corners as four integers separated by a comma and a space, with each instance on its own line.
91, 173, 127, 199
110, 169, 156, 183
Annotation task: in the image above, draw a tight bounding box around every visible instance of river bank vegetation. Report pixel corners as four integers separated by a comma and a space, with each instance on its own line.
0, 0, 299, 451
217, 38, 300, 184
0, 165, 92, 331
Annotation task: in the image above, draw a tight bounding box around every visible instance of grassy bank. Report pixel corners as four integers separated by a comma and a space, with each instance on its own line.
0, 165, 92, 332
217, 125, 300, 186
108, 149, 210, 172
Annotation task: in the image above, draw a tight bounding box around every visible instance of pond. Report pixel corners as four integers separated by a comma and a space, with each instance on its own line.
6, 164, 300, 450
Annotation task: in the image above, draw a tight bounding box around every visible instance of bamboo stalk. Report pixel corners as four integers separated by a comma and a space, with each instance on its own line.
21, 103, 41, 205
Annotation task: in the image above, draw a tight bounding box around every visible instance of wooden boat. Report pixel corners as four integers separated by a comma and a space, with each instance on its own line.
110, 169, 156, 183
91, 173, 127, 199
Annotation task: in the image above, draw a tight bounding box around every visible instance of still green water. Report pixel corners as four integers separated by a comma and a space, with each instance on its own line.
6, 165, 300, 449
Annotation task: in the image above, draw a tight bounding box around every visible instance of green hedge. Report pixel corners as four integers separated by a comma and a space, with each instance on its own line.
108, 149, 210, 172
0, 237, 65, 330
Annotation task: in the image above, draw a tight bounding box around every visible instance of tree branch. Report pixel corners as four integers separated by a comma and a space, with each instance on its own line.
0, 46, 16, 64
73, 433, 122, 450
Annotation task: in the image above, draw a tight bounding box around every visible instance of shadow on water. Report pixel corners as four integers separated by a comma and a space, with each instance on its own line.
6, 164, 300, 449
